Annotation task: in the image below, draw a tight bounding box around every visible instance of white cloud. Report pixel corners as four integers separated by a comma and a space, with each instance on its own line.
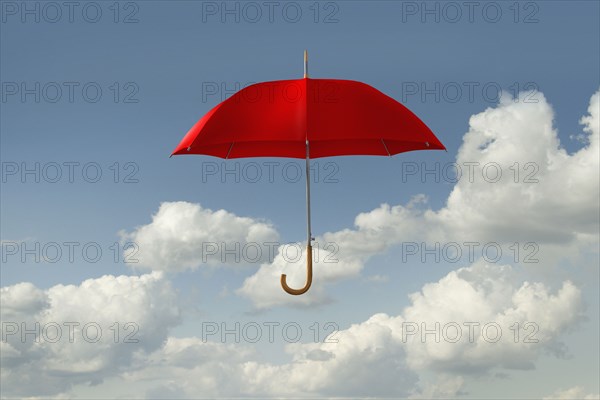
1, 261, 584, 398
112, 263, 582, 399
400, 261, 583, 372
244, 314, 419, 398
123, 337, 257, 398
237, 196, 427, 308
409, 375, 465, 399
123, 315, 418, 399
0, 282, 48, 318
120, 201, 279, 272
235, 239, 365, 308
544, 386, 600, 400
261, 263, 583, 395
432, 89, 599, 244
0, 272, 180, 398
366, 274, 390, 283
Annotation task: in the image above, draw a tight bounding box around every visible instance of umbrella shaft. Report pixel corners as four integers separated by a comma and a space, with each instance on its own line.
305, 140, 312, 245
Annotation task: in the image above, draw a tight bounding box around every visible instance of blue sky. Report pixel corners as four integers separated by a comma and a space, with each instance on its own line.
1, 1, 599, 398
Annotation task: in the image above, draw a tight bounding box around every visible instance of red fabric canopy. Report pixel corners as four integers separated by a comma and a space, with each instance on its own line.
172, 78, 445, 159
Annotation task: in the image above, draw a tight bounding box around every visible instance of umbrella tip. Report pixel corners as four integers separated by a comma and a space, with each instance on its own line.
304, 50, 308, 78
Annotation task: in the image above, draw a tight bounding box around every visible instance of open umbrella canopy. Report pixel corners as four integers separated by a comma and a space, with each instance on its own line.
171, 78, 445, 159
172, 51, 445, 296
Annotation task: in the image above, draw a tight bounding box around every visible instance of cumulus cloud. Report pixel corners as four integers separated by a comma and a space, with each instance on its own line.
0, 273, 180, 397
409, 375, 465, 399
244, 314, 418, 398
399, 261, 583, 372
235, 241, 363, 308
113, 263, 582, 398
265, 263, 583, 395
431, 89, 599, 244
123, 316, 418, 399
120, 201, 279, 272
544, 386, 600, 400
237, 196, 427, 308
0, 261, 583, 398
123, 337, 255, 398
241, 262, 581, 386
0, 282, 48, 318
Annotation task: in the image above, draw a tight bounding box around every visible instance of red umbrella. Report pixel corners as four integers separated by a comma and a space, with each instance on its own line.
172, 51, 445, 295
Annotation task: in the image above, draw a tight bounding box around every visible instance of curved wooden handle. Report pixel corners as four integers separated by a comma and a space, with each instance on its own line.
281, 244, 312, 295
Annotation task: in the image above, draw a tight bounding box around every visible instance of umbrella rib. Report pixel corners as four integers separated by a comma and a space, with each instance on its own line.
381, 138, 391, 157
226, 142, 234, 159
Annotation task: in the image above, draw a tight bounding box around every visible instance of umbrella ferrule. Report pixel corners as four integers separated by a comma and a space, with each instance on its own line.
304, 50, 308, 78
